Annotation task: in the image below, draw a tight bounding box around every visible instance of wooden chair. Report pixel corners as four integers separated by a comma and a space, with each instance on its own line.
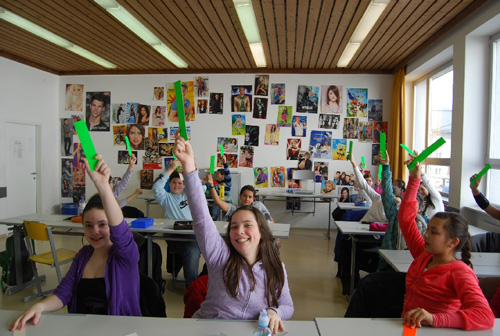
23, 221, 77, 302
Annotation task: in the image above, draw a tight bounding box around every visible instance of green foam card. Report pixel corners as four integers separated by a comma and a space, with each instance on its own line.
407, 137, 446, 171
74, 120, 98, 171
378, 164, 382, 180
125, 136, 132, 156
380, 132, 386, 159
220, 144, 224, 157
348, 141, 353, 160
361, 156, 365, 169
471, 164, 491, 187
210, 155, 215, 174
173, 80, 188, 140
400, 143, 413, 155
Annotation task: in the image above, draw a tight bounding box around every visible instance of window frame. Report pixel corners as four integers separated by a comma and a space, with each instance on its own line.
486, 31, 500, 202
412, 62, 453, 198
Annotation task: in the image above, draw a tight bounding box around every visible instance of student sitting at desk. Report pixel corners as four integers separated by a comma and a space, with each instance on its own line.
206, 155, 232, 220
110, 153, 143, 210
349, 153, 387, 223
398, 155, 494, 330
173, 133, 293, 334
10, 154, 141, 331
469, 173, 500, 317
152, 159, 200, 288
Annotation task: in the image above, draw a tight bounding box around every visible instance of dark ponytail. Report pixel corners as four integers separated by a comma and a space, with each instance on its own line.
433, 212, 473, 268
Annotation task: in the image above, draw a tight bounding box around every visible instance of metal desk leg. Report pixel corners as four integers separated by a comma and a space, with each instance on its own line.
327, 200, 331, 239
349, 234, 357, 300
147, 235, 153, 278
145, 201, 150, 218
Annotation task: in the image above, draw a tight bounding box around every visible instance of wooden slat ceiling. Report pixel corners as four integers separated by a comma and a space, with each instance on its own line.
0, 0, 487, 75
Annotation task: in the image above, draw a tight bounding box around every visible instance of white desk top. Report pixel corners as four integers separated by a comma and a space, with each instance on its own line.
0, 214, 290, 239
378, 249, 500, 277
315, 317, 499, 336
337, 202, 371, 210
335, 221, 384, 236
1, 310, 318, 336
256, 190, 337, 199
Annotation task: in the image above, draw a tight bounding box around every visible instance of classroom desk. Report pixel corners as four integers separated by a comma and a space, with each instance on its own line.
0, 214, 290, 290
378, 249, 500, 277
315, 317, 499, 336
336, 202, 371, 211
0, 310, 318, 336
256, 190, 337, 239
335, 221, 384, 298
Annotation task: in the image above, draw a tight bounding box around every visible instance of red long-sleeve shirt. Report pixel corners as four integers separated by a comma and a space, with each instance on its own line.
398, 177, 494, 330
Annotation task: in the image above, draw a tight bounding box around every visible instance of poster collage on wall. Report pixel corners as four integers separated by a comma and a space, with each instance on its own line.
61, 75, 387, 202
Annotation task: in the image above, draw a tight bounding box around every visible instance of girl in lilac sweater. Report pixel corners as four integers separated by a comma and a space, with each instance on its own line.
173, 133, 293, 334
11, 154, 141, 331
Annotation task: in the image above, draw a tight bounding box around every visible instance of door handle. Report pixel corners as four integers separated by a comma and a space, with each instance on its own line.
30, 172, 37, 175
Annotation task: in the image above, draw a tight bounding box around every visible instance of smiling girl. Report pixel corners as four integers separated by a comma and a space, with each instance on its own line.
10, 155, 141, 331
173, 133, 293, 334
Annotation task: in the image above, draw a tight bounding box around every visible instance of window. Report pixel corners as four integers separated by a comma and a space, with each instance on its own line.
487, 32, 500, 204
413, 64, 453, 196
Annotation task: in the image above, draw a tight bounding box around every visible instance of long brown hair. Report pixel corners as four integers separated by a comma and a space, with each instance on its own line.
222, 206, 285, 307
433, 212, 473, 268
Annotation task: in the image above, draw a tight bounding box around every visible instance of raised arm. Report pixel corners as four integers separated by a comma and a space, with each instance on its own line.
85, 155, 123, 227
206, 174, 229, 212
397, 158, 425, 258
113, 154, 136, 198
470, 174, 500, 220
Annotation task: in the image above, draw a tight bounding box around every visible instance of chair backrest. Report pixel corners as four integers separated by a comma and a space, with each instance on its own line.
140, 274, 167, 317
292, 170, 315, 181
23, 221, 50, 241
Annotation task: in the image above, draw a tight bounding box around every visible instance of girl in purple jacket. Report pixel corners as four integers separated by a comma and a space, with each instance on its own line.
11, 154, 141, 331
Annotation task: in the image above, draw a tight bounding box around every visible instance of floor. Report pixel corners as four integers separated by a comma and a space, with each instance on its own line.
0, 228, 348, 320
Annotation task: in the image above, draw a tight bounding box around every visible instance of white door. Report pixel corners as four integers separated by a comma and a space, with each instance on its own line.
6, 123, 37, 217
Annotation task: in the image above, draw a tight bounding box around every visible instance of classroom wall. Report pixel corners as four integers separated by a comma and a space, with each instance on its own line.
59, 73, 392, 228
0, 58, 59, 234
405, 0, 500, 214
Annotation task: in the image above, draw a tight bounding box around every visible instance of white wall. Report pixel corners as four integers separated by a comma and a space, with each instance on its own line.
0, 58, 59, 233
59, 73, 392, 228
406, 0, 500, 214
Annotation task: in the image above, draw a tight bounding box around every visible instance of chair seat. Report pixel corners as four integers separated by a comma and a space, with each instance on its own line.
29, 248, 76, 265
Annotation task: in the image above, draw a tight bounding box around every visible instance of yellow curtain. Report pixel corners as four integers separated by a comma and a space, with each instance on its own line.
388, 68, 406, 181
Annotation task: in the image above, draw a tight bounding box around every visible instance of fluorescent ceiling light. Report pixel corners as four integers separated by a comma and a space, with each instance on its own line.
0, 6, 116, 69
95, 0, 188, 68
233, 0, 267, 67
249, 43, 266, 67
337, 0, 388, 68
337, 43, 361, 68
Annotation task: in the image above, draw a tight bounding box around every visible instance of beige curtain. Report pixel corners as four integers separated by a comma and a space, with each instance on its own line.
388, 68, 407, 181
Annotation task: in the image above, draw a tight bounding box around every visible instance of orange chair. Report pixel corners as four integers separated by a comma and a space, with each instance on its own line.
23, 221, 77, 302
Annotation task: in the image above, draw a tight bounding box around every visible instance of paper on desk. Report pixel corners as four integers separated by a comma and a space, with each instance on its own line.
403, 324, 416, 336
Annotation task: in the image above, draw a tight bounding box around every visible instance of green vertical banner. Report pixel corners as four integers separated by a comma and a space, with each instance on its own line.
125, 136, 132, 156
74, 120, 98, 171
210, 155, 215, 174
380, 132, 386, 159
174, 80, 188, 140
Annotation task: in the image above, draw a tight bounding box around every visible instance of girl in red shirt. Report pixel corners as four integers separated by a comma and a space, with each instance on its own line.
398, 155, 494, 330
